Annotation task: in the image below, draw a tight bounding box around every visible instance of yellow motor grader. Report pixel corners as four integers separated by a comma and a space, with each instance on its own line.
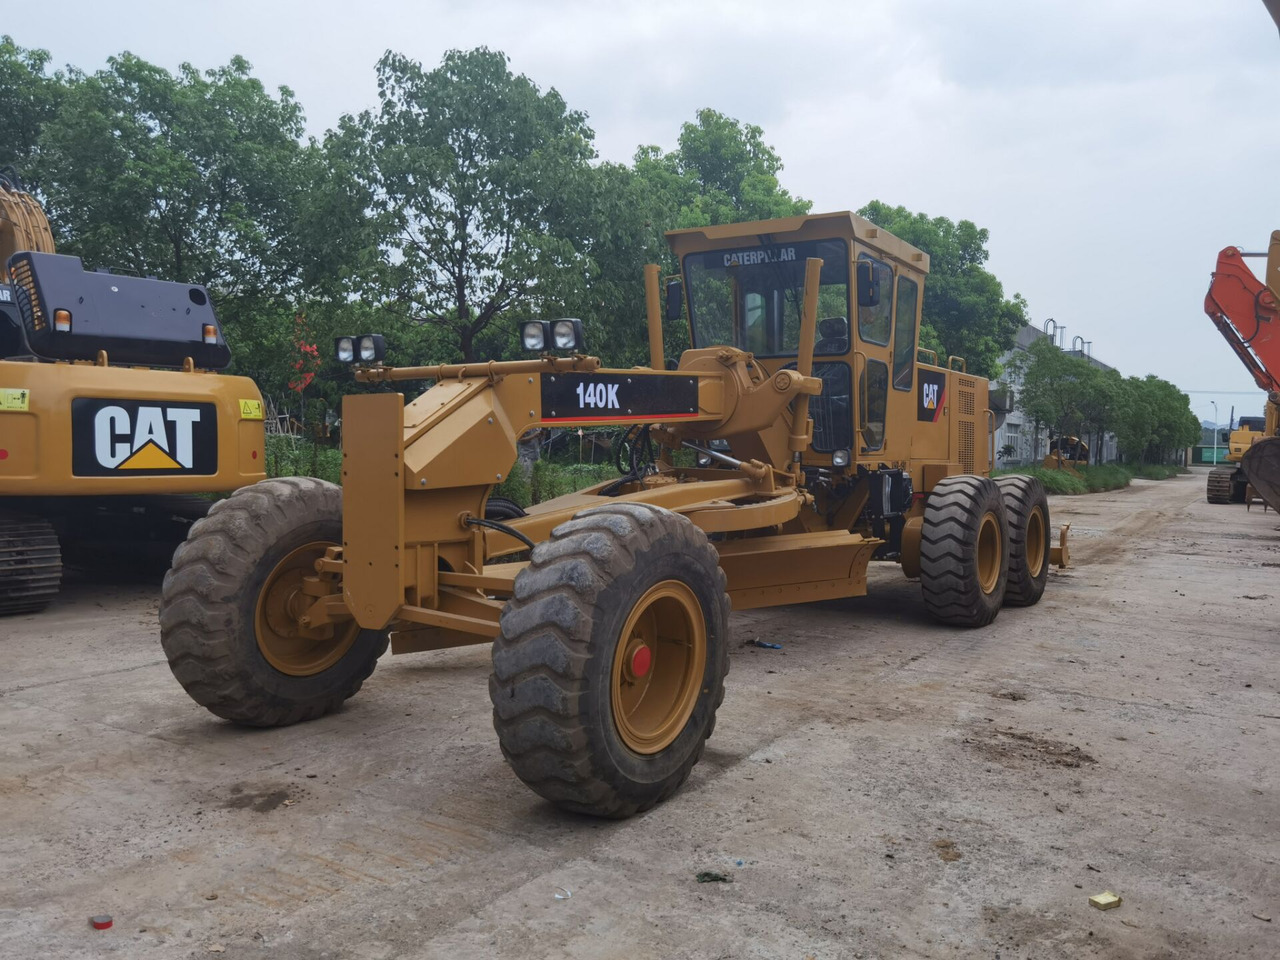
161, 211, 1067, 817
0, 171, 266, 614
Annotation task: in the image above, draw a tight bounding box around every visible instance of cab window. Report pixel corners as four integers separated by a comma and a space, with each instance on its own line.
857, 254, 893, 346
860, 359, 889, 451
684, 239, 850, 357
892, 275, 918, 391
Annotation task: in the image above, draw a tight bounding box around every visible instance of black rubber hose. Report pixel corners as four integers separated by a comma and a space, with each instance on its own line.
465, 516, 536, 552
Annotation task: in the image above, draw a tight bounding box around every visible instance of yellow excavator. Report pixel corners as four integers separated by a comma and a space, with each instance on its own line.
1203, 230, 1280, 509
0, 170, 266, 614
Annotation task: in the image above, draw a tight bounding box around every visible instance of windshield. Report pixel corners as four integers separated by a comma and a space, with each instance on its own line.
684, 239, 850, 357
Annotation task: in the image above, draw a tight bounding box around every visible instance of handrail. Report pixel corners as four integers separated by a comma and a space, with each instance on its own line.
917, 347, 939, 366
853, 349, 868, 452
985, 409, 995, 471
947, 355, 967, 373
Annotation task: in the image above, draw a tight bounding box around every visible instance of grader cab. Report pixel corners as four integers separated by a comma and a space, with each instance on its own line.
161, 211, 1065, 817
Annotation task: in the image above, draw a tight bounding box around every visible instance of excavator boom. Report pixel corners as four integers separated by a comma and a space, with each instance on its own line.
1203, 235, 1280, 394
1204, 231, 1280, 509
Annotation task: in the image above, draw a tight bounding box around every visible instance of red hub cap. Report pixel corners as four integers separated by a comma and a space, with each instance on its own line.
630, 644, 652, 679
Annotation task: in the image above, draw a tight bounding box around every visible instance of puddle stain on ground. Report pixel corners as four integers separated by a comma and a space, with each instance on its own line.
966, 728, 1097, 769
222, 783, 295, 812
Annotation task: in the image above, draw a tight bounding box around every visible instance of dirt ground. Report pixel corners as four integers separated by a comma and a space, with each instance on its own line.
1, 469, 1278, 959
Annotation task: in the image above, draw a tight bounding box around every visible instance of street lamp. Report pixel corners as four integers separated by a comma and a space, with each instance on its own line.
1211, 401, 1219, 465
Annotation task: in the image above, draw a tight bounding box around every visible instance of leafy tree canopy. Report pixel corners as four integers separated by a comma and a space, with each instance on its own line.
857, 201, 1027, 379
363, 47, 600, 362
0, 36, 63, 179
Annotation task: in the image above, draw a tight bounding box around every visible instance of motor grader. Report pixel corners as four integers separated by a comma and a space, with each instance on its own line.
0, 171, 266, 614
1042, 435, 1089, 476
160, 211, 1066, 817
1203, 230, 1280, 508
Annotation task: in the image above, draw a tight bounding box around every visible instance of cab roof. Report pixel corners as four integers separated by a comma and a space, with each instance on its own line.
665, 210, 930, 275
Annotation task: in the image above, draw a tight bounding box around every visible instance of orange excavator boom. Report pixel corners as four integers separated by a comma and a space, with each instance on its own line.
1203, 232, 1280, 395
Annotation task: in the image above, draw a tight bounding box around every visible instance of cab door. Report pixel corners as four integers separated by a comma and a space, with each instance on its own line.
854, 253, 921, 464
853, 253, 894, 459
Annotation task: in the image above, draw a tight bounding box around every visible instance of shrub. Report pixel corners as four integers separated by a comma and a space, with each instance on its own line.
264, 435, 342, 484
993, 466, 1088, 495
1077, 464, 1131, 492
531, 460, 616, 503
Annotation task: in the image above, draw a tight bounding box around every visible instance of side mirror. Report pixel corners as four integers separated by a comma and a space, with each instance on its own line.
856, 260, 881, 308
665, 279, 683, 322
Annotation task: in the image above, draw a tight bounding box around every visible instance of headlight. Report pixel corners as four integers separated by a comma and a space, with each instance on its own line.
335, 334, 384, 364
832, 449, 851, 467
522, 321, 547, 351
553, 319, 582, 350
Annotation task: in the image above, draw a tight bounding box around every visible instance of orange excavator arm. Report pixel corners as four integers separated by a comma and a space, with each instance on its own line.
1203, 232, 1280, 394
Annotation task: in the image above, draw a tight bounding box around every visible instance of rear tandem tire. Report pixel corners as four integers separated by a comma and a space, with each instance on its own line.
995, 475, 1050, 607
159, 477, 387, 727
919, 475, 1010, 627
490, 502, 729, 818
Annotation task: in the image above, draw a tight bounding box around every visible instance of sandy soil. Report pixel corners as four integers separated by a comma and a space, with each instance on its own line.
1, 469, 1277, 959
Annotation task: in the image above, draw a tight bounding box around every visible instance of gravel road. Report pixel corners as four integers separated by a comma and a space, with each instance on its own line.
1, 469, 1277, 959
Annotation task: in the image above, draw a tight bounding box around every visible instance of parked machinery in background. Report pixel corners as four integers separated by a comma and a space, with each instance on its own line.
0, 171, 266, 614
1203, 231, 1280, 508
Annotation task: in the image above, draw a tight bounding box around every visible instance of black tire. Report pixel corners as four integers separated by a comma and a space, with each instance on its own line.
0, 511, 61, 616
490, 502, 729, 818
159, 477, 388, 726
919, 475, 1009, 628
995, 475, 1050, 607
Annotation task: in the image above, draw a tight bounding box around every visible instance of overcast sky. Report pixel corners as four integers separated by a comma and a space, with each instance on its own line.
15, 0, 1280, 426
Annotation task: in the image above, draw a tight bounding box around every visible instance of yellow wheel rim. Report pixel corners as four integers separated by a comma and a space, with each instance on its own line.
977, 512, 1002, 595
1025, 505, 1046, 579
255, 540, 358, 676
610, 580, 707, 755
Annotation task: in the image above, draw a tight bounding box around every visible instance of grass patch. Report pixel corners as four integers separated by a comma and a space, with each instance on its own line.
1132, 464, 1185, 480
994, 462, 1186, 495
994, 466, 1089, 495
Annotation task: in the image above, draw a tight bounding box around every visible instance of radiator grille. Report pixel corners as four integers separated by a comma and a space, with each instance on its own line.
959, 420, 975, 473
9, 257, 44, 331
959, 388, 975, 416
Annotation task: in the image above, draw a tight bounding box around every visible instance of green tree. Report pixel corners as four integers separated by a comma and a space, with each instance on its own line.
634, 109, 811, 230
0, 36, 64, 178
21, 51, 380, 397
363, 47, 599, 363
35, 54, 310, 294
857, 201, 1028, 379
1008, 338, 1082, 454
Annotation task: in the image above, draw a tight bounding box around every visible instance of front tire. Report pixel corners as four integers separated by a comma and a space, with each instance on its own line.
919, 475, 1009, 627
490, 502, 729, 818
159, 477, 387, 726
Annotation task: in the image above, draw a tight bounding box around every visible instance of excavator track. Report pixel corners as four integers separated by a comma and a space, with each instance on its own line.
0, 512, 62, 616
1206, 465, 1240, 504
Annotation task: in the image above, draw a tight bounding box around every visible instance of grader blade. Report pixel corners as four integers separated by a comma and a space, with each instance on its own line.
1241, 436, 1280, 512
